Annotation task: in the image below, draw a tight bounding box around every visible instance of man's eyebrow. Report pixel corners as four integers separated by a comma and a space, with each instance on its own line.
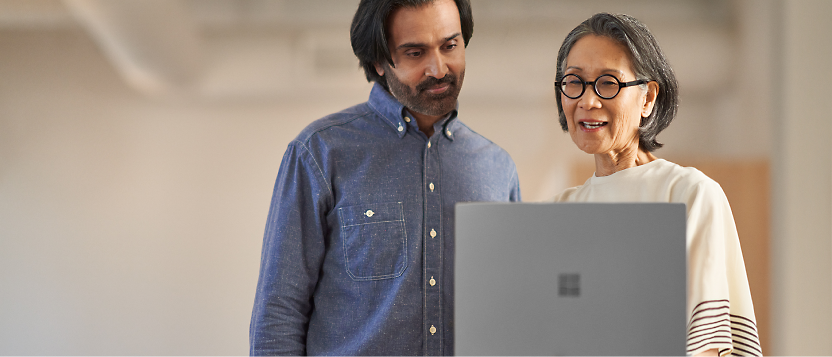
396, 33, 462, 50
444, 33, 461, 42
397, 42, 427, 50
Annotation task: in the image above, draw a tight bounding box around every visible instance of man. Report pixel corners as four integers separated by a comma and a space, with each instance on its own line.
249, 0, 520, 355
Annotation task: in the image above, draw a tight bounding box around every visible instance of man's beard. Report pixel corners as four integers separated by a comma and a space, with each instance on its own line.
383, 66, 464, 117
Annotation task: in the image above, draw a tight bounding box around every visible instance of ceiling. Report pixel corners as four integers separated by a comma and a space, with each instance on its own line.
0, 0, 734, 98
0, 0, 732, 29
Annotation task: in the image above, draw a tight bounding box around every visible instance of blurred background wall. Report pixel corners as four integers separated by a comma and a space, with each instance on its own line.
0, 0, 829, 354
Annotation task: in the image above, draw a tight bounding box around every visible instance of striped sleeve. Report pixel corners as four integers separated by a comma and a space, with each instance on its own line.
687, 300, 762, 356
684, 172, 762, 356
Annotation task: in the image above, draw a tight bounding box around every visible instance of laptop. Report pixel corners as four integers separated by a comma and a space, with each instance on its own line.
454, 202, 687, 356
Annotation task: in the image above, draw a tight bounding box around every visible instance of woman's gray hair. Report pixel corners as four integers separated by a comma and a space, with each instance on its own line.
555, 13, 679, 152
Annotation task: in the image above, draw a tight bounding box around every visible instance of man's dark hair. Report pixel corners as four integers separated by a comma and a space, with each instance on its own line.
350, 0, 473, 90
555, 13, 679, 152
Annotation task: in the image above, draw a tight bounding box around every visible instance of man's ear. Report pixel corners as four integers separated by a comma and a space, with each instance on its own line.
374, 62, 385, 77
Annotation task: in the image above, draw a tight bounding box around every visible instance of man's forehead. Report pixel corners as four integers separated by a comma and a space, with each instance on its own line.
387, 0, 461, 46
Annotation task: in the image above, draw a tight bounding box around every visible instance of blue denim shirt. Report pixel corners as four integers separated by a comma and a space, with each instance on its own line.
250, 83, 521, 356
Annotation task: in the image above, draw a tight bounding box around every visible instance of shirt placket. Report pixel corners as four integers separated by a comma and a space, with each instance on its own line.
423, 135, 442, 355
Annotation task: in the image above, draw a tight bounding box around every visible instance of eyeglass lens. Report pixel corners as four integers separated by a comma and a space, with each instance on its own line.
559, 74, 622, 99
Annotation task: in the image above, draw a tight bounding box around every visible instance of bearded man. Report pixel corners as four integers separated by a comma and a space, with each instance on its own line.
249, 0, 520, 355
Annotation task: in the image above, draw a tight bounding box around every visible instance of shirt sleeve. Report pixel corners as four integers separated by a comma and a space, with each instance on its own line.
250, 141, 331, 356
509, 166, 522, 202
684, 179, 762, 356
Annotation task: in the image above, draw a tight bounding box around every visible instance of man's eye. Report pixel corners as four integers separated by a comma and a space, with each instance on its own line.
406, 51, 422, 57
445, 44, 457, 50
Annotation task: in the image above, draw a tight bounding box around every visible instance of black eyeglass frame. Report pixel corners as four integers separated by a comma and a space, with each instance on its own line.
555, 73, 649, 100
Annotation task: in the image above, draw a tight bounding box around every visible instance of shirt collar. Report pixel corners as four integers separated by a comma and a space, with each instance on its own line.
404, 109, 458, 141
367, 82, 459, 140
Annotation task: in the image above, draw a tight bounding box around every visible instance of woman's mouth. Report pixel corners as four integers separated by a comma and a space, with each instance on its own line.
579, 121, 608, 130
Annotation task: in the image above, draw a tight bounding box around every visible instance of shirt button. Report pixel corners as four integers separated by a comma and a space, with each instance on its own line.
397, 125, 404, 132
404, 116, 411, 123
429, 276, 436, 286
429, 182, 434, 192
446, 130, 452, 136
427, 141, 432, 148
430, 229, 437, 238
364, 210, 374, 217
430, 325, 437, 335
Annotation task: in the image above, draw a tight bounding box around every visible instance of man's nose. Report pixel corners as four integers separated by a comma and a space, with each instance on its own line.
424, 51, 448, 79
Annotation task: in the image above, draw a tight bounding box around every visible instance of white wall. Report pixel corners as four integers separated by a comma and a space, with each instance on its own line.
0, 0, 829, 354
772, 0, 832, 354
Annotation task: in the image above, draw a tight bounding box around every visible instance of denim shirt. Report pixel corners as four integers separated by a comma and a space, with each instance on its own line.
250, 83, 521, 356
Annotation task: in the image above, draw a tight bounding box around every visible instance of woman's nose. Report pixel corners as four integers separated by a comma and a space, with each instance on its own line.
578, 87, 603, 109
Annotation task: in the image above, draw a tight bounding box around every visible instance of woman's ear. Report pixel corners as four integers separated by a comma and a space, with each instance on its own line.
642, 81, 659, 117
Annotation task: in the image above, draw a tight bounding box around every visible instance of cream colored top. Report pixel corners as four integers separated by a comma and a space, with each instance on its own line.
554, 159, 761, 356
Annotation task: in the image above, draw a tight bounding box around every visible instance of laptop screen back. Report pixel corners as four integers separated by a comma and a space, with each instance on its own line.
454, 202, 687, 356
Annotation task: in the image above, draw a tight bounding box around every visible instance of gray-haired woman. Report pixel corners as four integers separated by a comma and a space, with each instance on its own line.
552, 13, 761, 356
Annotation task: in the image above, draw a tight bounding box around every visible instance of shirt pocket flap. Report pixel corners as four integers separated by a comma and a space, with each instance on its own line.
339, 202, 404, 227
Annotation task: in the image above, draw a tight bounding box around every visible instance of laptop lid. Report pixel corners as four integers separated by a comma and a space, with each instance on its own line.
454, 202, 687, 356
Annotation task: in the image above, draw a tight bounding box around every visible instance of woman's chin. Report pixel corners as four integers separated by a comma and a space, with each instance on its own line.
574, 142, 606, 156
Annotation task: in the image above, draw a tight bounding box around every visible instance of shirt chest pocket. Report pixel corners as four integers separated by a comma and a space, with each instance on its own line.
338, 202, 408, 281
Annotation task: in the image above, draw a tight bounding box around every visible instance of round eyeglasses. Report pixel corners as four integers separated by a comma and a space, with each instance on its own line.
556, 74, 648, 100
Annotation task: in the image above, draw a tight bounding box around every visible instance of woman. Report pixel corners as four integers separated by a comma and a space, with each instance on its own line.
552, 13, 761, 357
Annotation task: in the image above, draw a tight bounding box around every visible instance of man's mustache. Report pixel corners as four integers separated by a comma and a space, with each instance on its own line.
416, 74, 456, 92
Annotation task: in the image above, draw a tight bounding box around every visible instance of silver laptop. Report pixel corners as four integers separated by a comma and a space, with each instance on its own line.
454, 202, 687, 356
